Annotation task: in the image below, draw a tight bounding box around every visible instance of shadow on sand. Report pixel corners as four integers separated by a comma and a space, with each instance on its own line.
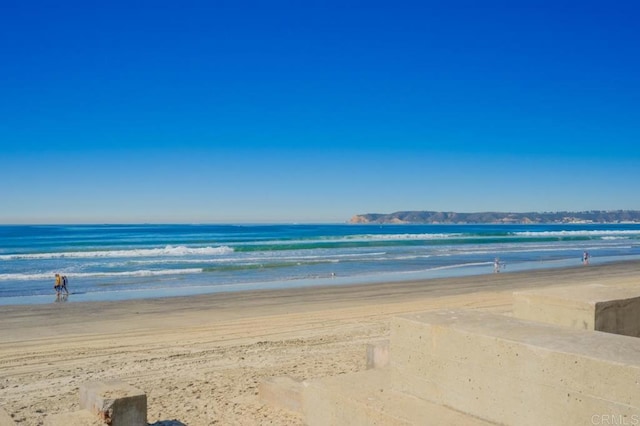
149, 421, 187, 426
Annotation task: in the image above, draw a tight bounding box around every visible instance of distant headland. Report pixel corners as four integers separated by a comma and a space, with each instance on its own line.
349, 210, 640, 224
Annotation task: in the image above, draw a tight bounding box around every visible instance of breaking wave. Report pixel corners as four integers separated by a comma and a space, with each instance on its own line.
0, 245, 234, 261
0, 268, 203, 281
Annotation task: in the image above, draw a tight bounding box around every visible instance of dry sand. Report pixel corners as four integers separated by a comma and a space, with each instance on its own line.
0, 261, 638, 425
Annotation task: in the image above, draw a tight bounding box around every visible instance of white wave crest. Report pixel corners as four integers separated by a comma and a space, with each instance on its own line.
514, 230, 640, 237
347, 233, 461, 241
0, 268, 203, 281
0, 245, 234, 261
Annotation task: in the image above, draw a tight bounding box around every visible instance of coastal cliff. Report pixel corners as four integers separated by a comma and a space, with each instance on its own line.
349, 210, 640, 224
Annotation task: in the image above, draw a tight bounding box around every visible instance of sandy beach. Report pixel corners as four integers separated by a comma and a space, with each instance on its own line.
1, 261, 638, 425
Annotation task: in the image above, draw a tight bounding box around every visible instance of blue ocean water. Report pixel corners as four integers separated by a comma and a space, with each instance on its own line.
1, 223, 639, 305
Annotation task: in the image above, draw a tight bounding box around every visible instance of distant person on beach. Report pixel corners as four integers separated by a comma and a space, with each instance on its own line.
61, 275, 69, 295
582, 251, 590, 265
54, 274, 61, 294
494, 257, 501, 273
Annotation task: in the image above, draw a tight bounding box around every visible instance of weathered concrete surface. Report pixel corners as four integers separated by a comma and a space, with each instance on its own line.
43, 410, 102, 426
258, 376, 305, 414
0, 407, 15, 426
303, 368, 495, 426
513, 284, 640, 336
79, 380, 147, 426
366, 339, 390, 369
391, 309, 640, 426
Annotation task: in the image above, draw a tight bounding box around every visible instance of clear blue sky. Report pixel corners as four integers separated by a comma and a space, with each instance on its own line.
1, 1, 639, 223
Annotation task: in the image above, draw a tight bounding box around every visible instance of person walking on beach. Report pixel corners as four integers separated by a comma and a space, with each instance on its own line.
582, 251, 590, 265
60, 275, 69, 295
54, 274, 61, 294
494, 257, 501, 273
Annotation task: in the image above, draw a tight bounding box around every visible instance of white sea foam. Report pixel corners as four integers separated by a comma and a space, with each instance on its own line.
0, 245, 234, 261
430, 245, 601, 257
320, 230, 640, 242
346, 233, 462, 241
424, 261, 492, 270
514, 230, 640, 237
362, 261, 493, 277
0, 268, 203, 281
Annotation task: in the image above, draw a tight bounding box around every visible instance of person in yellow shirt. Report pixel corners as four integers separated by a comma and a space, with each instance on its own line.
54, 274, 61, 294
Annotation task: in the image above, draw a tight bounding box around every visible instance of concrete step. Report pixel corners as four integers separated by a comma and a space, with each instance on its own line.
303, 368, 495, 426
79, 380, 147, 426
259, 376, 305, 414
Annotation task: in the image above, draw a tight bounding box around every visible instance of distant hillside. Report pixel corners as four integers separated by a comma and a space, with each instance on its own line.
349, 210, 640, 224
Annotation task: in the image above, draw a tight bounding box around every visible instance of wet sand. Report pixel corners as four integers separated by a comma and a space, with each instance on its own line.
0, 261, 638, 425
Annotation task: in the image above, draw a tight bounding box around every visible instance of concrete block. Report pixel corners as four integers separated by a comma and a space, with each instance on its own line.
513, 284, 640, 336
79, 380, 147, 426
259, 376, 305, 413
366, 340, 390, 369
43, 410, 102, 426
391, 309, 640, 426
303, 368, 492, 426
0, 407, 15, 426
303, 368, 495, 426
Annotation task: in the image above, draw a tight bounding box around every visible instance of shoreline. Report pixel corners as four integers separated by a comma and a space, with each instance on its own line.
1, 260, 638, 425
3, 253, 637, 308
2, 258, 639, 313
